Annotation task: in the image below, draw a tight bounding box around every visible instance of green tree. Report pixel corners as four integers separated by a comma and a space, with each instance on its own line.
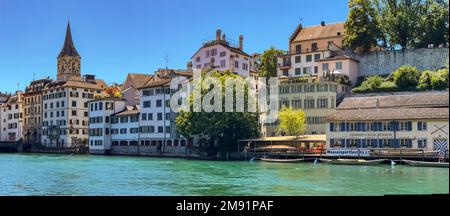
258, 47, 285, 77
392, 65, 420, 89
344, 0, 381, 52
417, 70, 434, 90
376, 0, 423, 49
277, 107, 306, 137
175, 70, 260, 152
415, 0, 449, 48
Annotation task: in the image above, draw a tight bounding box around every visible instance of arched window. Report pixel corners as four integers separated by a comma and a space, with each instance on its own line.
181, 140, 186, 146
166, 140, 172, 146
174, 139, 179, 146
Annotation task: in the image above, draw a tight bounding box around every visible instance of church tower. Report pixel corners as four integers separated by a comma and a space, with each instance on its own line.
57, 21, 81, 81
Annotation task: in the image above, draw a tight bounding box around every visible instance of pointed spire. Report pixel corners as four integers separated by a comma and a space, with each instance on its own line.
58, 21, 80, 58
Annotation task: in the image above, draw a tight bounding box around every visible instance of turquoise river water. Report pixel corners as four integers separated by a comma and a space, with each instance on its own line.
0, 153, 448, 195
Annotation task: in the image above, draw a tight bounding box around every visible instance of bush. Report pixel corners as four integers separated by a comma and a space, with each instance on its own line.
431, 68, 449, 90
417, 70, 434, 90
392, 65, 420, 90
379, 81, 398, 91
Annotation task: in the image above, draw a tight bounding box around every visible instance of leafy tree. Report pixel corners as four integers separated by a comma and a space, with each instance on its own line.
417, 70, 434, 90
277, 107, 306, 137
258, 47, 285, 77
344, 0, 381, 52
376, 0, 423, 49
415, 0, 449, 48
175, 70, 260, 152
392, 65, 420, 89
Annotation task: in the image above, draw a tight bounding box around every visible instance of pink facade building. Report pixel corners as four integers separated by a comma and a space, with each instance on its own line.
191, 29, 255, 77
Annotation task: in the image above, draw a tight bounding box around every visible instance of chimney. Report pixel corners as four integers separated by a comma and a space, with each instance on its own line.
187, 61, 193, 71
216, 28, 221, 41
239, 35, 243, 50
222, 34, 226, 42
321, 21, 325, 26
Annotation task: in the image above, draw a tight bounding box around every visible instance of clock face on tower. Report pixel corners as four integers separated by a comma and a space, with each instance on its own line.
57, 56, 81, 80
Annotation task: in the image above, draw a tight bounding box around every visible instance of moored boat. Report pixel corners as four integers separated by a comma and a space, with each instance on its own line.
319, 158, 386, 165
260, 158, 305, 163
402, 159, 449, 168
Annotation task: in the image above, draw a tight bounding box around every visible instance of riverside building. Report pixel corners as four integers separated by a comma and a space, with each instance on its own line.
326, 91, 449, 157
262, 77, 350, 136
22, 78, 52, 145
0, 92, 24, 141
88, 69, 192, 156
41, 22, 106, 148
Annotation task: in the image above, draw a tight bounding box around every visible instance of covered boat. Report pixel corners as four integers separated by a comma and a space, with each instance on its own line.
319, 158, 386, 165
402, 159, 449, 168
260, 158, 305, 163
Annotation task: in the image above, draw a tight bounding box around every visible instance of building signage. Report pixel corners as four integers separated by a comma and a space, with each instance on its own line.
348, 132, 394, 139
326, 149, 371, 157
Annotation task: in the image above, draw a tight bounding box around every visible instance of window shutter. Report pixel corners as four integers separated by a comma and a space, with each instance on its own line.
377, 139, 382, 148
357, 139, 362, 148
393, 139, 400, 148
407, 139, 413, 148
340, 122, 346, 131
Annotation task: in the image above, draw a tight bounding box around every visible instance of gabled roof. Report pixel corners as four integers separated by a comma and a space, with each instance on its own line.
290, 22, 345, 43
337, 91, 449, 110
58, 21, 80, 58
327, 91, 449, 121
125, 73, 153, 88
191, 41, 251, 59
44, 76, 107, 90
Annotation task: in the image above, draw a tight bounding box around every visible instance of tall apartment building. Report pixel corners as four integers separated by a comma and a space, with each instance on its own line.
0, 92, 24, 141
22, 78, 52, 144
88, 97, 126, 154
41, 22, 106, 148
191, 29, 254, 77
277, 22, 359, 85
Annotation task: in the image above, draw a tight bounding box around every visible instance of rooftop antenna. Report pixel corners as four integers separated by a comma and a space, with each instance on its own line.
16, 82, 19, 92
33, 72, 36, 81
164, 53, 169, 70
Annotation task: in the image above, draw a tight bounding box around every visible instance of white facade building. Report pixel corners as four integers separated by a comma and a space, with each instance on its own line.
88, 98, 126, 154
326, 92, 449, 157
0, 92, 24, 142
137, 70, 191, 155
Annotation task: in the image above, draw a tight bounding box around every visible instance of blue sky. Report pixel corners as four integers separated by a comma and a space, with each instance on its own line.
0, 0, 348, 92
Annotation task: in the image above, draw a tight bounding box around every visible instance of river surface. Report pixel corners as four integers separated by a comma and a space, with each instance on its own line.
0, 153, 448, 195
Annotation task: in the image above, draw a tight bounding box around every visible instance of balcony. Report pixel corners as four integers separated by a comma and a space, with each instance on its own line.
278, 61, 292, 69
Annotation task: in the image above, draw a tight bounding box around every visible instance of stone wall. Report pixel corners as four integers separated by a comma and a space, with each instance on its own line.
354, 48, 449, 77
